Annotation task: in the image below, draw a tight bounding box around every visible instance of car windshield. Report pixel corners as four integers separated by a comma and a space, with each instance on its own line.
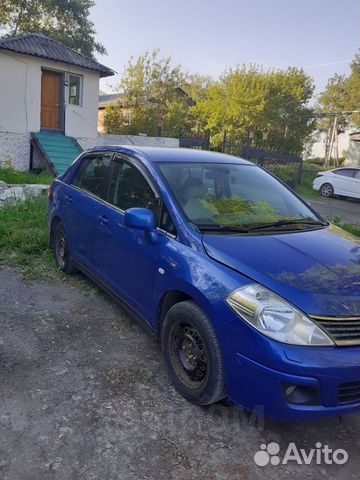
158, 162, 320, 231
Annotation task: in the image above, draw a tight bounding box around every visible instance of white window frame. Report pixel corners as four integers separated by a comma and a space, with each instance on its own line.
68, 73, 83, 106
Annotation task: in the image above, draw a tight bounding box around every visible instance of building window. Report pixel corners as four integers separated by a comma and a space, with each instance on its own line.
69, 74, 82, 105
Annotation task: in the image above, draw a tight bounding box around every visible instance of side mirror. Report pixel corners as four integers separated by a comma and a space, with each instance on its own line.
125, 207, 156, 231
124, 207, 158, 243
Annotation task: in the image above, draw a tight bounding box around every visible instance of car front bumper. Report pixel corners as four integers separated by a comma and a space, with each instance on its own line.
225, 342, 360, 421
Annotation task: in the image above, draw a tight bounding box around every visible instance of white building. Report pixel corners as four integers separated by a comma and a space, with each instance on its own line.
305, 129, 360, 166
0, 33, 114, 173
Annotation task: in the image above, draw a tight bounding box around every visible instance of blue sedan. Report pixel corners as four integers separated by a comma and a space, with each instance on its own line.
48, 146, 360, 420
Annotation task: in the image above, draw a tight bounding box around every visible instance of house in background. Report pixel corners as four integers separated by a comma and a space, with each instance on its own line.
98, 87, 196, 135
305, 129, 360, 166
0, 33, 114, 174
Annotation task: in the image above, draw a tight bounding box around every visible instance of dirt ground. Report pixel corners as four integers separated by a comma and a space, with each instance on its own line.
307, 196, 360, 224
0, 266, 359, 480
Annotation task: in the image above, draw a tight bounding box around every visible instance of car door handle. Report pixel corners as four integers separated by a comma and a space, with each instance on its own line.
65, 194, 72, 203
97, 214, 108, 225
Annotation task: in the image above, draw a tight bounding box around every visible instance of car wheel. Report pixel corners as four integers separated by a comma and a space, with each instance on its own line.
54, 222, 77, 274
161, 300, 226, 405
320, 183, 334, 197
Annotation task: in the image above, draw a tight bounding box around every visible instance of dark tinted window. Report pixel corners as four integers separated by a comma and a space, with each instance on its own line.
160, 206, 177, 236
354, 170, 360, 179
69, 74, 82, 105
334, 169, 356, 178
72, 154, 112, 199
109, 159, 159, 215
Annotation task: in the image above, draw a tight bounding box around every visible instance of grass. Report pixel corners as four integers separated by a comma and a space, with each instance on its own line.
332, 217, 360, 237
0, 196, 99, 291
0, 195, 54, 279
296, 171, 320, 198
0, 167, 53, 185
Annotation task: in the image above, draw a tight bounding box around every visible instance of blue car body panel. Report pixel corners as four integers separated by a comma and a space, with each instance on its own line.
93, 203, 163, 320
202, 225, 360, 317
48, 146, 360, 421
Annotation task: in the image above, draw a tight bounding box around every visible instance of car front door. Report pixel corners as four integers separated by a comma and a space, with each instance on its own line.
62, 152, 112, 269
93, 155, 163, 320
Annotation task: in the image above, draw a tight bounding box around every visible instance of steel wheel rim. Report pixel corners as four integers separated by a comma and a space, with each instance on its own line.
169, 321, 208, 389
55, 230, 67, 269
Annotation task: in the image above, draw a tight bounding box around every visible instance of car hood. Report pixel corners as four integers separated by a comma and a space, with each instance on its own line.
202, 225, 360, 317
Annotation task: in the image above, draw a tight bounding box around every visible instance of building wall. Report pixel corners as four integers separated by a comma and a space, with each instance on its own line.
0, 132, 30, 170
76, 134, 179, 151
96, 134, 179, 148
304, 129, 360, 166
0, 51, 100, 170
305, 131, 351, 160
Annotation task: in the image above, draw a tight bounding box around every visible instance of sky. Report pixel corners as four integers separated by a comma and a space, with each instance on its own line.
92, 0, 359, 98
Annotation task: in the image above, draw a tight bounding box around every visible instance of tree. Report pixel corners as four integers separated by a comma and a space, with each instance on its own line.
193, 65, 315, 154
182, 73, 213, 103
319, 51, 360, 128
0, 0, 105, 58
348, 53, 360, 125
104, 50, 193, 137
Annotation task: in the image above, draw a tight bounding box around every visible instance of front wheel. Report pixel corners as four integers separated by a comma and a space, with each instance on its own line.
161, 301, 226, 405
320, 183, 334, 197
54, 222, 77, 274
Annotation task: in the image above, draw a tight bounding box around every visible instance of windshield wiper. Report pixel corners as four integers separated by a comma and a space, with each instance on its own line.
197, 219, 328, 234
246, 219, 328, 231
198, 225, 251, 233
199, 219, 328, 234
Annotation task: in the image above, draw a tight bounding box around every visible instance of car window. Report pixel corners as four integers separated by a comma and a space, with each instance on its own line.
353, 170, 360, 179
108, 158, 159, 217
334, 169, 356, 178
160, 205, 177, 236
72, 154, 112, 199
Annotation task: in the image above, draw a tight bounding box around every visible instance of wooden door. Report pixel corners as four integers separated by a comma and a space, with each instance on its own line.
41, 70, 62, 129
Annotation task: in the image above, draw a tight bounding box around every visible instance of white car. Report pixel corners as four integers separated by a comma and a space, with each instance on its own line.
313, 167, 360, 199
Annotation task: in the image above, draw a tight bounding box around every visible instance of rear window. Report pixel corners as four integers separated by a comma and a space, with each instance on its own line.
72, 154, 112, 199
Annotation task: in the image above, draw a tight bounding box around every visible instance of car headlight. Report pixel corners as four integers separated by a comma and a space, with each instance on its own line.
226, 284, 333, 346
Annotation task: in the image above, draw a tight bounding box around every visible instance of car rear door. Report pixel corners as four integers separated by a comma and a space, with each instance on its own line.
93, 154, 163, 319
348, 169, 360, 198
62, 152, 112, 269
333, 168, 358, 196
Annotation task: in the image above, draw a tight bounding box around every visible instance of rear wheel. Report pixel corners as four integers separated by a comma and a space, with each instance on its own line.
54, 222, 77, 274
161, 301, 226, 405
320, 183, 334, 197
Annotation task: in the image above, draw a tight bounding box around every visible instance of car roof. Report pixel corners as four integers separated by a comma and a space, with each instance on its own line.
84, 145, 253, 165
333, 166, 360, 170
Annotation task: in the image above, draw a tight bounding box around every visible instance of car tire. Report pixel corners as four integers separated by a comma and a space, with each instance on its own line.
320, 183, 334, 197
54, 222, 77, 274
161, 300, 226, 405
